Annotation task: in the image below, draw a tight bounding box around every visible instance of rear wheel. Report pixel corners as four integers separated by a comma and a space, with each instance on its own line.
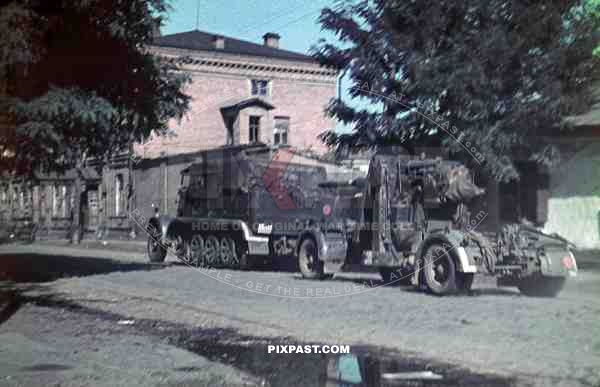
297, 237, 332, 280
188, 235, 204, 267
518, 276, 565, 297
219, 237, 236, 266
422, 243, 463, 295
204, 235, 219, 265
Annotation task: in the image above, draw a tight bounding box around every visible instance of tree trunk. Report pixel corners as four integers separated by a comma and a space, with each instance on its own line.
71, 175, 82, 244
127, 138, 135, 239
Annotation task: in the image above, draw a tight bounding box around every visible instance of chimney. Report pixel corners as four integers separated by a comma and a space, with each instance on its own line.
212, 35, 225, 49
262, 32, 280, 48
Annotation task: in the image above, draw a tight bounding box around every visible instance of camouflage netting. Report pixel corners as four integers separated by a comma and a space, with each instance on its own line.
369, 155, 485, 205
440, 163, 486, 203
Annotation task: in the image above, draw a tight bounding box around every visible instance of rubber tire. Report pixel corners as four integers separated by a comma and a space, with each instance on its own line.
147, 235, 167, 263
518, 276, 565, 297
181, 239, 196, 267
379, 267, 412, 286
234, 239, 252, 271
422, 243, 462, 295
172, 233, 186, 259
297, 237, 332, 280
460, 273, 475, 291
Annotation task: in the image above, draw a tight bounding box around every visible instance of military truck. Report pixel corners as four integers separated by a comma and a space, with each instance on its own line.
146, 145, 335, 269
146, 145, 577, 297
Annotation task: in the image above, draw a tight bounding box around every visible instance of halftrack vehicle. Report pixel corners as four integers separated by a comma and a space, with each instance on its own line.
146, 145, 577, 297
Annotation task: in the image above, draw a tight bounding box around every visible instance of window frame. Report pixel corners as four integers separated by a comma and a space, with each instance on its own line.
52, 184, 67, 218
250, 79, 270, 97
115, 174, 124, 216
249, 115, 261, 143
273, 116, 290, 146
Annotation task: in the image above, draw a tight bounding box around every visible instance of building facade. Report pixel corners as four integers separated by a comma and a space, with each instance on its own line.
0, 30, 339, 241
137, 30, 338, 158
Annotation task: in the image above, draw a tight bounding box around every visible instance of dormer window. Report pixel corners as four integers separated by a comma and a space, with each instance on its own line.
251, 79, 269, 97
249, 116, 261, 143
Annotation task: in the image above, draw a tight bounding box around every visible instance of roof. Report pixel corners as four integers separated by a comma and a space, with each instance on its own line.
34, 167, 101, 181
152, 30, 315, 63
220, 97, 275, 112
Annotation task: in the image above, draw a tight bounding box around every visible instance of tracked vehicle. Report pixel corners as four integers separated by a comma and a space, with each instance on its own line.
147, 146, 577, 297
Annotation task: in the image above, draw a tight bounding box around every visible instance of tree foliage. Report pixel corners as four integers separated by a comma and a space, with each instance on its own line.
313, 0, 599, 181
0, 0, 191, 174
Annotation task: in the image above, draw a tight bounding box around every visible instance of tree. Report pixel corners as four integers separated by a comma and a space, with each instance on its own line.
313, 0, 599, 181
586, 0, 600, 55
0, 0, 191, 175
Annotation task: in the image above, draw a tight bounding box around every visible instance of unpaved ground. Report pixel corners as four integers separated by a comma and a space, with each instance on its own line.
0, 243, 599, 387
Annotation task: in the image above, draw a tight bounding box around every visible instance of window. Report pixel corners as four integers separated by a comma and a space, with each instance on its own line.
273, 117, 289, 145
115, 174, 124, 216
18, 189, 24, 210
22, 188, 32, 217
251, 79, 269, 97
0, 188, 7, 207
249, 116, 261, 143
52, 184, 67, 217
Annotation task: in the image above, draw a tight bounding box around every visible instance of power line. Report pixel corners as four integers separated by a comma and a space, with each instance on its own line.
235, 0, 306, 35
267, 9, 321, 34
195, 0, 200, 30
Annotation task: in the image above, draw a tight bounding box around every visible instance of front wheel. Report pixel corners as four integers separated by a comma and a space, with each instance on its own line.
422, 243, 471, 295
518, 276, 565, 297
297, 237, 332, 280
147, 234, 166, 263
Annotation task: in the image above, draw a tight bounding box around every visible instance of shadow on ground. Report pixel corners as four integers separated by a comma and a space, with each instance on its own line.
0, 253, 164, 283
574, 250, 600, 272
6, 291, 519, 387
324, 274, 520, 298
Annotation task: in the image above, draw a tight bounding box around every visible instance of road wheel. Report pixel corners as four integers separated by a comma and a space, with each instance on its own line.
297, 237, 331, 280
379, 267, 412, 286
204, 235, 219, 266
172, 234, 185, 259
189, 235, 204, 267
147, 233, 166, 263
219, 237, 236, 267
518, 276, 565, 297
422, 243, 459, 295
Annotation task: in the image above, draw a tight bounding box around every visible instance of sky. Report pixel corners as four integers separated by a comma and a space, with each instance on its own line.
161, 0, 360, 132
162, 0, 335, 58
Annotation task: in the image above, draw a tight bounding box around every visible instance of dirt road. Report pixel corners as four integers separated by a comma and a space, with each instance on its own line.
0, 243, 599, 386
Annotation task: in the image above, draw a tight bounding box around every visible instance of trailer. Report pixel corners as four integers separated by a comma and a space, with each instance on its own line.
146, 146, 577, 297
338, 153, 578, 297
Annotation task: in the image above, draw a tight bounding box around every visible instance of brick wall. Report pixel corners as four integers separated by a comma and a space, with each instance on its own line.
135, 50, 337, 160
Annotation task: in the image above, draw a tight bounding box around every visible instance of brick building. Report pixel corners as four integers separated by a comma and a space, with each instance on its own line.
0, 30, 339, 241
137, 30, 338, 158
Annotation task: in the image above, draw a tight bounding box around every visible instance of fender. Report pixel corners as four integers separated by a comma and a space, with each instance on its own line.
297, 229, 348, 263
147, 217, 269, 256
416, 232, 478, 274
147, 215, 176, 246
